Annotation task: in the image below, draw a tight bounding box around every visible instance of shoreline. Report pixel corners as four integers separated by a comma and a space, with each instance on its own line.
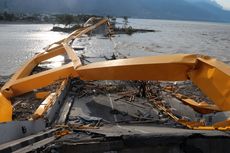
51, 24, 158, 34
1, 19, 229, 26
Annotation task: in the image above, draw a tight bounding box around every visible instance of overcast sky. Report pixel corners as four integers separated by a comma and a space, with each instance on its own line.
215, 0, 230, 10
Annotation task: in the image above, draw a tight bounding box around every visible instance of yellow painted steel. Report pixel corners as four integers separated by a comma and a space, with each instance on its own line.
1, 45, 66, 97
0, 93, 12, 122
77, 54, 197, 81
2, 63, 79, 97
174, 93, 221, 114
33, 93, 56, 119
189, 57, 230, 111
62, 43, 82, 69
35, 91, 51, 99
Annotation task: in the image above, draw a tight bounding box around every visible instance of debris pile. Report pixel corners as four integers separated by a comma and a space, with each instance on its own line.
12, 80, 63, 120
170, 81, 213, 103
12, 93, 42, 120
71, 79, 126, 98
66, 79, 212, 129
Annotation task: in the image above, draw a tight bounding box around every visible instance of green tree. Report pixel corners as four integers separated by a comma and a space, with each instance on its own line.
64, 14, 74, 27
3, 11, 15, 21
0, 14, 4, 20
56, 14, 74, 27
123, 16, 128, 29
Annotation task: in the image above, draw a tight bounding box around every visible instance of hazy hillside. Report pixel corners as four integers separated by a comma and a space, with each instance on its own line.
1, 0, 230, 22
185, 0, 230, 22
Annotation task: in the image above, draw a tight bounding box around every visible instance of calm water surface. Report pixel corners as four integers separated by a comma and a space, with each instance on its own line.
0, 24, 66, 75
0, 19, 230, 75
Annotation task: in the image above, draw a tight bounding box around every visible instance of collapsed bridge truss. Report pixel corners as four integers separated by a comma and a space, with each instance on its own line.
1, 17, 230, 131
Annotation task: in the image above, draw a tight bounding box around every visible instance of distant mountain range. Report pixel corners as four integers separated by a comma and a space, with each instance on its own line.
1, 0, 230, 22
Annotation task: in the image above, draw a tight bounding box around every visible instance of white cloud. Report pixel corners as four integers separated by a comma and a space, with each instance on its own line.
215, 0, 230, 10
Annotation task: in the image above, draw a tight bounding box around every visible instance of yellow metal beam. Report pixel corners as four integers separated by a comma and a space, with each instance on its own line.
35, 45, 66, 62
2, 63, 78, 97
35, 91, 51, 99
62, 43, 82, 69
173, 93, 221, 114
1, 45, 65, 94
77, 54, 197, 81
70, 19, 109, 40
33, 93, 56, 119
189, 57, 230, 111
0, 93, 12, 122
